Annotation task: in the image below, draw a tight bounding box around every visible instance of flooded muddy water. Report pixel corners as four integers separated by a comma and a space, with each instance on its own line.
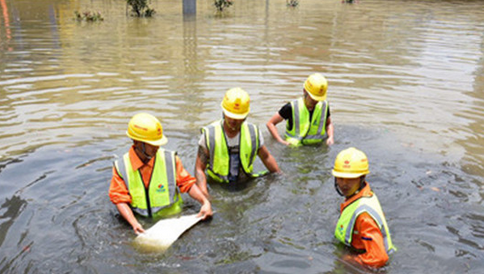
0, 0, 483, 273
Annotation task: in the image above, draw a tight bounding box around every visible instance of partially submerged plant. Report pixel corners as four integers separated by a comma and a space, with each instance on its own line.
287, 0, 299, 7
74, 11, 104, 22
126, 0, 156, 17
214, 0, 233, 12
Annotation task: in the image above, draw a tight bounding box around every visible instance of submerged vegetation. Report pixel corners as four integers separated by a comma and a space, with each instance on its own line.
287, 0, 299, 7
214, 0, 233, 12
126, 0, 156, 17
74, 11, 104, 22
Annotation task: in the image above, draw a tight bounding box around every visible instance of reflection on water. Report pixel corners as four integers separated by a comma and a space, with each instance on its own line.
0, 0, 483, 273
0, 196, 27, 249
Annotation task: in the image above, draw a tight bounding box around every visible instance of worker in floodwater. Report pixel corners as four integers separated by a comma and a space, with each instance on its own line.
266, 73, 334, 146
195, 88, 280, 197
109, 113, 212, 234
332, 147, 396, 268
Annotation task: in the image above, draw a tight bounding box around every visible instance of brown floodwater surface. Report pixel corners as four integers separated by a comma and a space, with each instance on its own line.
0, 0, 483, 273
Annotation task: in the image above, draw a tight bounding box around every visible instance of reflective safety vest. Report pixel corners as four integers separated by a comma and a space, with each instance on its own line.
335, 193, 397, 254
285, 97, 329, 145
114, 149, 183, 218
201, 120, 267, 183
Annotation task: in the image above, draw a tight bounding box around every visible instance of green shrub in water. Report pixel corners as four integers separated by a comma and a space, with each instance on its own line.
126, 0, 156, 17
214, 0, 233, 12
74, 11, 104, 22
287, 0, 299, 7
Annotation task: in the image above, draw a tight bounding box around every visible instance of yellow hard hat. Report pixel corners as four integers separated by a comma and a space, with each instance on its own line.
221, 87, 250, 119
126, 113, 168, 146
332, 147, 370, 178
304, 73, 328, 101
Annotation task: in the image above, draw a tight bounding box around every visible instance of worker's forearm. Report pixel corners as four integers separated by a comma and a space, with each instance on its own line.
116, 203, 139, 228
195, 146, 209, 197
188, 184, 209, 205
267, 122, 283, 142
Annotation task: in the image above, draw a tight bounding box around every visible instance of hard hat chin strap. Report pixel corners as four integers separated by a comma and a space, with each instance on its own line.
334, 178, 344, 197
134, 142, 152, 163
141, 142, 153, 160
357, 176, 366, 193
334, 176, 367, 197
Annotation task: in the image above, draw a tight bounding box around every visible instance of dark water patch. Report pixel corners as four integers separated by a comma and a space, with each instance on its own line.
0, 195, 27, 249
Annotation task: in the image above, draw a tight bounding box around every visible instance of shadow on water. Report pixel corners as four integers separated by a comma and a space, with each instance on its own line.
0, 196, 28, 274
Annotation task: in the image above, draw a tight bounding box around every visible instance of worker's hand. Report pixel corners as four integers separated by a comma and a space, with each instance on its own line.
341, 254, 364, 267
132, 222, 145, 235
280, 139, 290, 146
342, 254, 353, 262
198, 202, 213, 220
326, 136, 334, 146
287, 138, 301, 147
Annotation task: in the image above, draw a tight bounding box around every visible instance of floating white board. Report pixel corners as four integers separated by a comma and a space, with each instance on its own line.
134, 214, 202, 252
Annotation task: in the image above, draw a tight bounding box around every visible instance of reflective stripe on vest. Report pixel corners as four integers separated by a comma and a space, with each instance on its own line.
202, 120, 262, 183
114, 149, 180, 217
335, 194, 397, 254
285, 98, 328, 145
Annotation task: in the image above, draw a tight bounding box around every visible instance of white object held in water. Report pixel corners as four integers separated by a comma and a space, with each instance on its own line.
134, 214, 202, 252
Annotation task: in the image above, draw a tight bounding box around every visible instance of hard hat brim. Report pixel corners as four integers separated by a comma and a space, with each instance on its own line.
222, 108, 249, 120
126, 131, 168, 146
332, 170, 369, 178
306, 91, 327, 102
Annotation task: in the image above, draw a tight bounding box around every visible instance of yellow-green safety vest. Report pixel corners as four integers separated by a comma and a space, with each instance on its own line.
285, 97, 329, 145
114, 149, 183, 218
335, 193, 397, 254
201, 120, 267, 183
